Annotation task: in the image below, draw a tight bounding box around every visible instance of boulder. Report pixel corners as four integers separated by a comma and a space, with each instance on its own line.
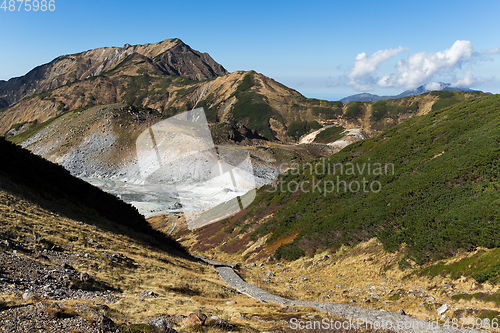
437, 304, 450, 316
206, 315, 235, 329
143, 318, 178, 333
183, 312, 207, 326
62, 263, 74, 270
79, 272, 90, 282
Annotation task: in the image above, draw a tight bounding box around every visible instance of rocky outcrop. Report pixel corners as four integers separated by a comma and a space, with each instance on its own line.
153, 42, 227, 80
0, 97, 8, 109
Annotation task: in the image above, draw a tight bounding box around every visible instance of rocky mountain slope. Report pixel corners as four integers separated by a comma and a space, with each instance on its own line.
1, 38, 488, 146
180, 94, 500, 271
11, 90, 484, 219
3, 40, 500, 331
8, 101, 339, 218
0, 38, 227, 107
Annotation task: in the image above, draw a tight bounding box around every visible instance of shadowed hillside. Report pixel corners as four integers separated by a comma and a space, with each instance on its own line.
0, 137, 186, 255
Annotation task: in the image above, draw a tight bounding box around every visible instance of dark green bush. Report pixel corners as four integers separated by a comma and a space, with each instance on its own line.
236, 72, 254, 92
432, 98, 459, 111
371, 101, 387, 120
231, 91, 278, 140
314, 126, 345, 143
286, 120, 321, 140
344, 103, 361, 119
275, 243, 305, 261
431, 90, 455, 99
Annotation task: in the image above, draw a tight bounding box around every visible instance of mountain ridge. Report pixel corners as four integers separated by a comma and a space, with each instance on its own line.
340, 83, 483, 103
0, 38, 227, 107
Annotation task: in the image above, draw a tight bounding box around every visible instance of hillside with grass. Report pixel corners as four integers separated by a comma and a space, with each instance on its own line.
183, 94, 500, 284
2, 136, 358, 332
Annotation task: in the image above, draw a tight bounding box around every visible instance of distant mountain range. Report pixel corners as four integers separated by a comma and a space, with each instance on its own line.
340, 83, 484, 103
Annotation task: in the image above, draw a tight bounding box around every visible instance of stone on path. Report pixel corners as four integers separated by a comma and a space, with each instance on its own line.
437, 304, 450, 316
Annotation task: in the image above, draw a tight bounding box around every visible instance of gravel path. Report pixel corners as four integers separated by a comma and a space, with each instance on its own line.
197, 257, 486, 333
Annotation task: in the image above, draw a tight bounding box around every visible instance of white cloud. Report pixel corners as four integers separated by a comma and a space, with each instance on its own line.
377, 40, 475, 89
425, 82, 442, 91
482, 48, 500, 54
451, 71, 475, 87
346, 40, 500, 92
348, 46, 407, 91
451, 70, 495, 87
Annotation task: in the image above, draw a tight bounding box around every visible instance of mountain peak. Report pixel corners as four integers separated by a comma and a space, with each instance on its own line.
0, 39, 227, 107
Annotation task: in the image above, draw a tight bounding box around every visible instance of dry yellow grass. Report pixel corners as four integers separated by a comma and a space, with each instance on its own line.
3, 188, 354, 332
178, 224, 500, 332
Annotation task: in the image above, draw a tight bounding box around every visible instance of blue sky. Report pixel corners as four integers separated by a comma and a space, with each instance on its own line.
1, 0, 499, 100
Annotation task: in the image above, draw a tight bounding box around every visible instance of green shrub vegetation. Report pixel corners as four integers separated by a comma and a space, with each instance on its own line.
57, 101, 66, 111
231, 91, 279, 140
428, 91, 466, 112
432, 98, 460, 111
286, 120, 321, 140
195, 93, 220, 122
311, 106, 342, 118
344, 102, 361, 119
228, 73, 282, 140
8, 112, 73, 144
236, 72, 254, 92
431, 90, 455, 99
314, 126, 345, 143
152, 76, 175, 95
419, 248, 500, 284
7, 120, 38, 133
371, 101, 388, 120
275, 243, 305, 261
297, 96, 322, 106
371, 101, 419, 121
452, 291, 500, 306
227, 94, 500, 271
38, 91, 53, 100
122, 74, 153, 106
175, 85, 197, 98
